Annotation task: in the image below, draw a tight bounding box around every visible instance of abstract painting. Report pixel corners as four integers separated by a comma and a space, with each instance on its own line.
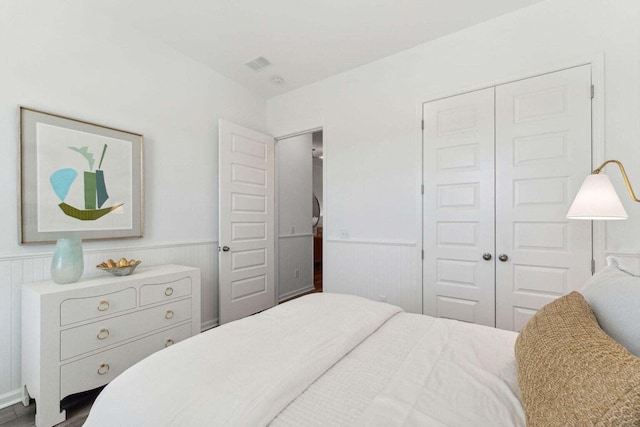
20, 107, 143, 243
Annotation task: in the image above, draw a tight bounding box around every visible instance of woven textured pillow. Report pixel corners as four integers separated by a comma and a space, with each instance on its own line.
515, 292, 640, 426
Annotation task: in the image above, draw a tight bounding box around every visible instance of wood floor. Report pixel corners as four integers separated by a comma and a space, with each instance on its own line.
313, 261, 322, 292
0, 393, 98, 427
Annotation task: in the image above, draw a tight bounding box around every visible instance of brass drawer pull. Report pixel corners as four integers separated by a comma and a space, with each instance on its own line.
97, 363, 110, 375
97, 300, 110, 311
97, 328, 110, 340
165, 339, 175, 347
165, 310, 174, 320
165, 287, 174, 296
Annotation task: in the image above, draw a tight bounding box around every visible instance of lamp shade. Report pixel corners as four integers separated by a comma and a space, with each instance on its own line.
566, 174, 628, 220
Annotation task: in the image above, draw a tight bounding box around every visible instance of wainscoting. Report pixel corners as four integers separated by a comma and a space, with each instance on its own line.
0, 240, 217, 409
277, 234, 314, 302
324, 239, 422, 314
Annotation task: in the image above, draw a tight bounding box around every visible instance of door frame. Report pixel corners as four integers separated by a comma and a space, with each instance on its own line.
418, 54, 606, 315
274, 126, 325, 304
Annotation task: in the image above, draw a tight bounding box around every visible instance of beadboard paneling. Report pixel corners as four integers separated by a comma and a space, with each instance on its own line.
0, 240, 217, 409
324, 240, 421, 314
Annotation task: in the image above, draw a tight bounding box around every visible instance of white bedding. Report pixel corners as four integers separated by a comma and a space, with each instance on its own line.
272, 313, 524, 427
356, 315, 524, 426
85, 294, 524, 426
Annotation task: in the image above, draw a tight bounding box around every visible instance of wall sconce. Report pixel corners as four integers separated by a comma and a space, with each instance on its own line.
567, 160, 639, 220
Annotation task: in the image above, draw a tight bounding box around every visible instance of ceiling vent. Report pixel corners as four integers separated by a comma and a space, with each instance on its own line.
245, 56, 272, 72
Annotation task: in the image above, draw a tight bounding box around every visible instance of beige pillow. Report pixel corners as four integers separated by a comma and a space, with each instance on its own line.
515, 292, 640, 426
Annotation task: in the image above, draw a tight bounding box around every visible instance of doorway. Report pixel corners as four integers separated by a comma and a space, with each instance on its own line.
276, 130, 323, 303
312, 131, 323, 294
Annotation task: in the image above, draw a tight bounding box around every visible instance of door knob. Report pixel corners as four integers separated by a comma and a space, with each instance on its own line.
482, 253, 492, 261
222, 246, 230, 252
498, 254, 509, 262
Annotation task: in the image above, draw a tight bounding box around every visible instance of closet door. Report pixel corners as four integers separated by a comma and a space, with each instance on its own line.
495, 65, 592, 331
423, 88, 496, 327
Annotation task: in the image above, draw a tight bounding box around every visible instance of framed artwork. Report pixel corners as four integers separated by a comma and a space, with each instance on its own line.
19, 107, 143, 243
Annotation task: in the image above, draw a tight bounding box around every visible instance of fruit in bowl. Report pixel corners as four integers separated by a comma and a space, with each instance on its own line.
97, 258, 142, 276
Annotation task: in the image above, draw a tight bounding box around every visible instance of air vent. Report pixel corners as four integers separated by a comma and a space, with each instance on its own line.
245, 56, 272, 72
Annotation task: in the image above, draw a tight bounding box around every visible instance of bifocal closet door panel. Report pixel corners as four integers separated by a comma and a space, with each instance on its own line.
423, 88, 496, 327
495, 65, 592, 331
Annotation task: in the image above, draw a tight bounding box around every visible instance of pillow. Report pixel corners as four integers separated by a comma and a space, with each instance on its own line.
581, 259, 640, 357
515, 292, 640, 426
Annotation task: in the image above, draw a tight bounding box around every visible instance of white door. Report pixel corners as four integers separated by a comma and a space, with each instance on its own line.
423, 88, 496, 326
495, 65, 592, 331
219, 119, 275, 324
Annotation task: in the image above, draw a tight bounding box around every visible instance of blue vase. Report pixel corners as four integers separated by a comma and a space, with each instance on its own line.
51, 238, 84, 284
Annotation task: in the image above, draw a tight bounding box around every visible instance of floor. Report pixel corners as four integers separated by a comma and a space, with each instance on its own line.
0, 394, 97, 427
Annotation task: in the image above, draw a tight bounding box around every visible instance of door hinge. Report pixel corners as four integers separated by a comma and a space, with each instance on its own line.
591, 259, 595, 274
421, 250, 424, 260
421, 119, 424, 130
591, 84, 595, 99
421, 184, 424, 195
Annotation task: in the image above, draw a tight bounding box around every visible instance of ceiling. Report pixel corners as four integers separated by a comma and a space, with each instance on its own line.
85, 0, 546, 98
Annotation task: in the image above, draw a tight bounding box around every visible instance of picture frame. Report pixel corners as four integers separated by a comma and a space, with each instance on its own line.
19, 107, 144, 243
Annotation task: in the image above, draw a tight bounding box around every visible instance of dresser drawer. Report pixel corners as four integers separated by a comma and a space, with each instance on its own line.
140, 277, 192, 306
60, 298, 192, 360
60, 288, 137, 326
60, 322, 192, 400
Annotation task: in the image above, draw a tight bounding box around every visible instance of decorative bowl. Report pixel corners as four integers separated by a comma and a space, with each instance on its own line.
97, 259, 142, 276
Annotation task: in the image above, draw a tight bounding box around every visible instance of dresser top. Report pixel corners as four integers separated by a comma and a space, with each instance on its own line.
23, 264, 199, 294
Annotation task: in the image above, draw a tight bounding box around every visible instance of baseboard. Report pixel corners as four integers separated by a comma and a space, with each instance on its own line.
201, 318, 219, 332
0, 388, 22, 410
278, 284, 315, 303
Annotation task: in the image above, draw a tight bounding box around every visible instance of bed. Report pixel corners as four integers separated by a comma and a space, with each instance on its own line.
85, 262, 640, 426
85, 293, 524, 426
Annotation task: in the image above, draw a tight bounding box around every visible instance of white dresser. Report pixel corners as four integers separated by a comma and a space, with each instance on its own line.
21, 264, 201, 427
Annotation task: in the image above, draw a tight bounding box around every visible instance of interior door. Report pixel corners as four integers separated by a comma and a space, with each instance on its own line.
422, 87, 496, 327
495, 65, 592, 331
219, 119, 275, 324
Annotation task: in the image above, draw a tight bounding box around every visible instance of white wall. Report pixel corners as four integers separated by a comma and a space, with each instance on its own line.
267, 0, 640, 312
0, 0, 266, 407
276, 134, 314, 300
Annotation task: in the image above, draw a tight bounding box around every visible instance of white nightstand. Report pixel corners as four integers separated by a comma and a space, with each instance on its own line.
21, 264, 201, 427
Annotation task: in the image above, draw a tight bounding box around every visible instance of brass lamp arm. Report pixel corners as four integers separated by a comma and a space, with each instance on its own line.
593, 160, 640, 202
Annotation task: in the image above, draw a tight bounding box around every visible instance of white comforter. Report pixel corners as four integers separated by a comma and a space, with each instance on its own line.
272, 313, 524, 427
356, 315, 524, 426
84, 293, 401, 427
85, 294, 524, 426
